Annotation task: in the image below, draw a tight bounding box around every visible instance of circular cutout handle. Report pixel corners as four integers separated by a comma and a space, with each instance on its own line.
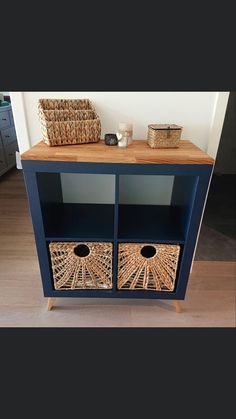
140, 245, 156, 259
74, 244, 90, 258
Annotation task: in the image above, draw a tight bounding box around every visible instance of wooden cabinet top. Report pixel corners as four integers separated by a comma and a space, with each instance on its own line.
21, 140, 214, 165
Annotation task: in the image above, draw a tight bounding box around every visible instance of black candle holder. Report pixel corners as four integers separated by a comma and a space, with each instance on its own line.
104, 133, 118, 146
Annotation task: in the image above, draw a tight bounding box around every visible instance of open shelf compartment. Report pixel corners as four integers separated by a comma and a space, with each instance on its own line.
36, 172, 115, 241
118, 204, 184, 243
118, 174, 198, 243
42, 202, 114, 241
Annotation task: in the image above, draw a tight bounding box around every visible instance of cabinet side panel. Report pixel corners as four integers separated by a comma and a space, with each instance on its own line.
112, 174, 119, 289
171, 175, 199, 238
23, 171, 54, 295
173, 166, 213, 298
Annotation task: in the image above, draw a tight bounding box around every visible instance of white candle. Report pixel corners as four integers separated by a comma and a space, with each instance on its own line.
118, 122, 133, 146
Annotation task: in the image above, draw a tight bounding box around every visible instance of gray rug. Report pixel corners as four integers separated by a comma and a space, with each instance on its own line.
195, 223, 236, 261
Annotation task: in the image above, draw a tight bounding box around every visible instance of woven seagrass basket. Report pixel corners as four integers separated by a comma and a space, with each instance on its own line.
147, 124, 182, 148
118, 243, 180, 291
38, 99, 101, 146
49, 242, 112, 290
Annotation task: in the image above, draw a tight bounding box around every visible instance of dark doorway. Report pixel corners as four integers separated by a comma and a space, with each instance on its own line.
195, 92, 236, 261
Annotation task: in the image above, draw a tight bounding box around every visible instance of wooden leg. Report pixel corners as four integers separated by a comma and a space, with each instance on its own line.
173, 300, 182, 313
47, 298, 55, 311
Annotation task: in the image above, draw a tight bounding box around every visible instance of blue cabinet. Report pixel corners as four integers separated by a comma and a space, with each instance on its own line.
21, 140, 214, 303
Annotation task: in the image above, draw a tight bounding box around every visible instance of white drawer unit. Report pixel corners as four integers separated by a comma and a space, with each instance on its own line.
0, 104, 19, 177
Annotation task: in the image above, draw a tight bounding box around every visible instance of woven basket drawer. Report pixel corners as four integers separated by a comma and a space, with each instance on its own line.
49, 242, 113, 290
118, 243, 180, 291
38, 99, 101, 146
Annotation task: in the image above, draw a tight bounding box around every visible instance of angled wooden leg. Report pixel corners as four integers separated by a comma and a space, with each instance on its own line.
47, 298, 55, 311
173, 300, 182, 313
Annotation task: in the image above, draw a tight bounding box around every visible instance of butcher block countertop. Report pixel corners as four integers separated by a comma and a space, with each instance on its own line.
21, 140, 214, 165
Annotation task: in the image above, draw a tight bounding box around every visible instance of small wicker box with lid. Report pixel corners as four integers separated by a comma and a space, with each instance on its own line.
147, 124, 182, 148
38, 99, 101, 146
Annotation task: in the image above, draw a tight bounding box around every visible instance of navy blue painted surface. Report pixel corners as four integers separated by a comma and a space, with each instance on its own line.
171, 176, 199, 238
22, 160, 211, 176
22, 159, 213, 300
119, 204, 185, 243
42, 203, 114, 240
36, 172, 63, 203
112, 175, 120, 290
40, 288, 183, 299
174, 166, 213, 298
23, 171, 56, 295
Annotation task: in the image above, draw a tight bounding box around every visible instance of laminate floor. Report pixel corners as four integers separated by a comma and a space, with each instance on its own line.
0, 169, 235, 327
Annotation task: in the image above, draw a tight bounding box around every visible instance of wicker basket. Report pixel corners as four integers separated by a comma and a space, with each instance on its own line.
118, 243, 180, 291
49, 242, 112, 290
38, 99, 101, 146
147, 124, 182, 148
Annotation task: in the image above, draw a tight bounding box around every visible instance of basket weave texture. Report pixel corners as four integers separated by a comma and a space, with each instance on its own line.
147, 124, 182, 148
38, 99, 101, 146
118, 243, 180, 291
49, 242, 112, 290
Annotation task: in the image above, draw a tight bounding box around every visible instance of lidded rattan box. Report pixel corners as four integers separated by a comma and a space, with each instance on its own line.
38, 99, 101, 146
49, 241, 113, 290
118, 243, 180, 291
147, 124, 182, 148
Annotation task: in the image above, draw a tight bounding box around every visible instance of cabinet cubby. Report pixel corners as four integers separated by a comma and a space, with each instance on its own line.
36, 172, 115, 241
42, 202, 115, 241
118, 173, 198, 243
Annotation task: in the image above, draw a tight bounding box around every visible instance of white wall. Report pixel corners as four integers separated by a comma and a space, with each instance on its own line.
23, 91, 217, 150
61, 173, 174, 205
207, 92, 230, 159
61, 174, 116, 204
10, 92, 30, 153
11, 91, 225, 204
